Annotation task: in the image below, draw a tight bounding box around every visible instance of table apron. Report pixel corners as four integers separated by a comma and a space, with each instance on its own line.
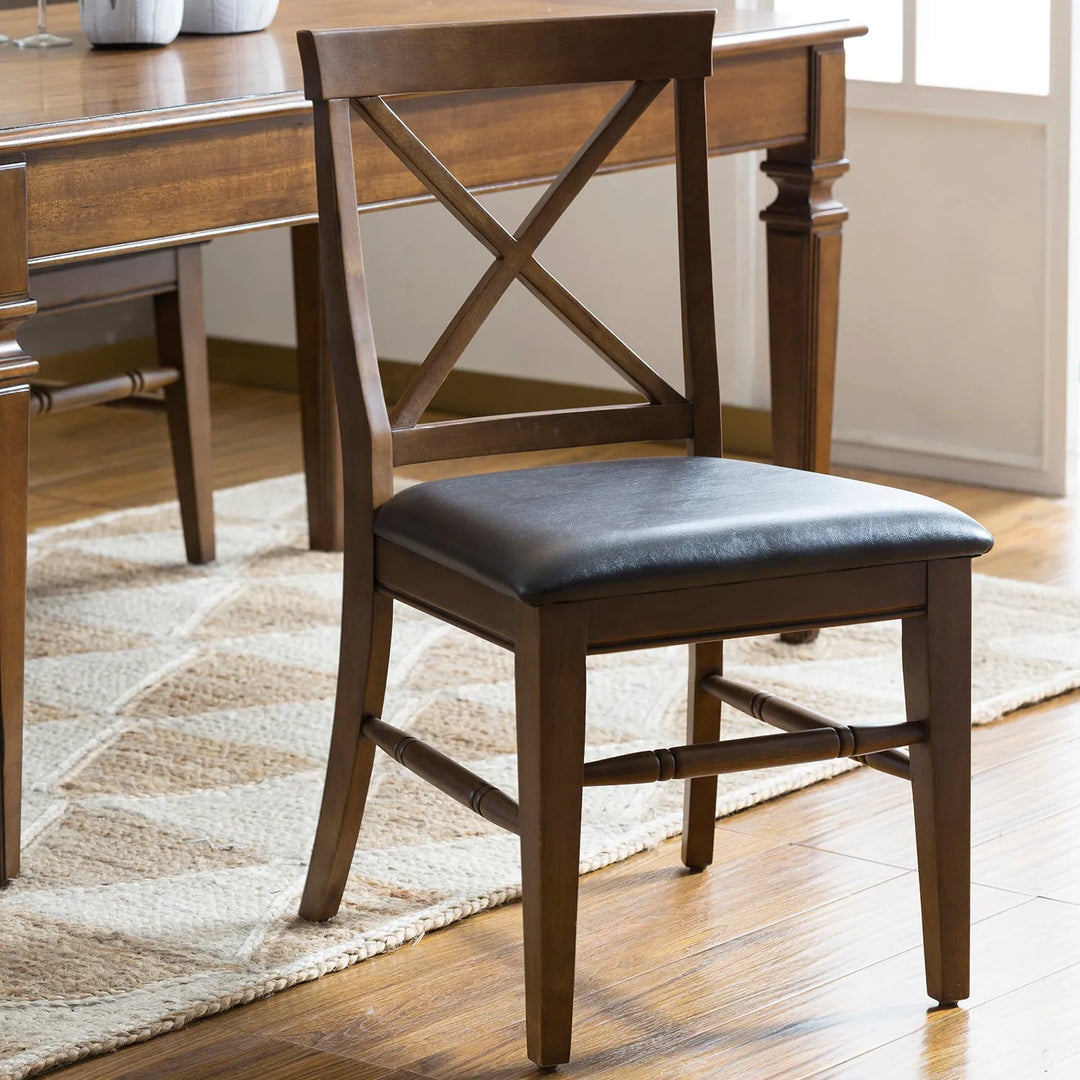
22, 49, 810, 266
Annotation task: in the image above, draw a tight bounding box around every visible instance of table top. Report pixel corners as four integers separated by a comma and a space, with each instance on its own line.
0, 0, 862, 147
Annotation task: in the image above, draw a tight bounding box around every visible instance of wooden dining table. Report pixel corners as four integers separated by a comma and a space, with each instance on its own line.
0, 0, 862, 883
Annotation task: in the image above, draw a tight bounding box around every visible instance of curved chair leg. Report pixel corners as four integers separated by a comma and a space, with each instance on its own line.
300, 587, 394, 921
514, 603, 588, 1070
904, 558, 972, 1006
682, 639, 723, 869
156, 245, 215, 565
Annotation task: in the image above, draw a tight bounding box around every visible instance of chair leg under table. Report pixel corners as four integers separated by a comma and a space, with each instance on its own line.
291, 222, 344, 553
156, 245, 215, 565
904, 557, 973, 1006
515, 603, 589, 1069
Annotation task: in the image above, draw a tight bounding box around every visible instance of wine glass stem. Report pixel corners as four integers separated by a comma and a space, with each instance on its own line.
37, 0, 47, 37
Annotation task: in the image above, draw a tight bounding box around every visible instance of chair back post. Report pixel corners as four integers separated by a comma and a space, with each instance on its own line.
309, 95, 395, 512
674, 76, 724, 458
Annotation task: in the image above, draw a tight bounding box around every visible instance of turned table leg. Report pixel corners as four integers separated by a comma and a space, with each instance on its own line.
0, 160, 37, 884
762, 44, 849, 645
761, 43, 849, 474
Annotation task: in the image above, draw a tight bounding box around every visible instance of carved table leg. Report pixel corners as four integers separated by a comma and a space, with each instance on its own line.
761, 44, 850, 645
291, 222, 344, 552
0, 160, 38, 884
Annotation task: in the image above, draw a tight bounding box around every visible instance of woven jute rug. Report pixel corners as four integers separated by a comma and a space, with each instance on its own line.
2, 473, 1076, 1079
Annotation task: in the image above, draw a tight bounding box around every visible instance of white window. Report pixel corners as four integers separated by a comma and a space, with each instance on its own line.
769, 0, 1052, 95
916, 0, 1050, 95
771, 0, 903, 82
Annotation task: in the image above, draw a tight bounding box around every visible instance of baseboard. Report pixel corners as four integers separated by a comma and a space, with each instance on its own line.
207, 338, 299, 392
34, 338, 161, 383
33, 336, 773, 458
831, 437, 1061, 497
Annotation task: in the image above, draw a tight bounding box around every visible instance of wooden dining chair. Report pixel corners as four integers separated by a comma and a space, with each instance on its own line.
28, 245, 214, 564
296, 11, 993, 1068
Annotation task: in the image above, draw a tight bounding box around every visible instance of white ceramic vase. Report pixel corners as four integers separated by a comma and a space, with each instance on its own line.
181, 0, 280, 35
79, 0, 184, 46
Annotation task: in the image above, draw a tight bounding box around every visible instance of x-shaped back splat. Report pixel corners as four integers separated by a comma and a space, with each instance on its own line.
351, 80, 687, 430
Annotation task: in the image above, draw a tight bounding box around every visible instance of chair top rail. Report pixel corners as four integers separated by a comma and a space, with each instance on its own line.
297, 10, 716, 101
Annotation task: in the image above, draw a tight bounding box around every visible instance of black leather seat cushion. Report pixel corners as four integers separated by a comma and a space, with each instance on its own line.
375, 457, 994, 604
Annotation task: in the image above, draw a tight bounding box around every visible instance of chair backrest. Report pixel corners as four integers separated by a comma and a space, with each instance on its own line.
297, 11, 721, 511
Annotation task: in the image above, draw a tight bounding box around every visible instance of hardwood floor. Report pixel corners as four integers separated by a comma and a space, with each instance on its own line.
27, 384, 1080, 1079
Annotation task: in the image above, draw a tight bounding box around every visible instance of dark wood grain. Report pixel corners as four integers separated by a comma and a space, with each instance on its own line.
383, 77, 672, 429
905, 557, 973, 1005
361, 714, 521, 834
514, 600, 589, 1067
391, 403, 693, 465
27, 246, 215, 564
760, 43, 850, 474
0, 3, 860, 136
354, 93, 684, 406
29, 367, 178, 415
297, 11, 714, 99
682, 640, 724, 869
156, 245, 215, 564
291, 222, 344, 551
300, 589, 393, 922
675, 75, 723, 459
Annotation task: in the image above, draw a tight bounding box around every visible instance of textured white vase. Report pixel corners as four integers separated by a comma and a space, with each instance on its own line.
181, 0, 280, 35
79, 0, 184, 46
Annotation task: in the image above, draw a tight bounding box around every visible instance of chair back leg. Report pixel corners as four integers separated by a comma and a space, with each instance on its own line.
904, 557, 973, 1005
155, 245, 215, 564
514, 603, 589, 1069
682, 639, 724, 869
301, 588, 394, 921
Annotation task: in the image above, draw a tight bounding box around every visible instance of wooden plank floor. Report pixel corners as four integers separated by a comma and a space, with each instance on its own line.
26, 384, 1080, 1079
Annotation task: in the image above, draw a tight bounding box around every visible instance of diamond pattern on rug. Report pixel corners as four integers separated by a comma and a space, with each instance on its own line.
3, 472, 1077, 1080
191, 582, 342, 639
25, 616, 151, 662
90, 772, 323, 866
26, 646, 194, 715
29, 579, 230, 640
58, 728, 321, 798
0, 912, 214, 1002
18, 806, 261, 886
26, 549, 207, 598
119, 651, 336, 718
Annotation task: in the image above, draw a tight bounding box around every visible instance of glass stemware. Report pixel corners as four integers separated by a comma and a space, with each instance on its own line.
15, 1, 73, 49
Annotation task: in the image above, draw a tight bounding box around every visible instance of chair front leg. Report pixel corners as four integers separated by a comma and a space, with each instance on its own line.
514, 602, 588, 1069
301, 586, 393, 921
682, 639, 723, 869
904, 558, 972, 1006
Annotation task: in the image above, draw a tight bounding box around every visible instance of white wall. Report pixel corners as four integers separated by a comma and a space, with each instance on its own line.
831, 110, 1048, 477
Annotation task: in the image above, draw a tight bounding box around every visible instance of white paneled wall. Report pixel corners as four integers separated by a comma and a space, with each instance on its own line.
831, 110, 1048, 473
